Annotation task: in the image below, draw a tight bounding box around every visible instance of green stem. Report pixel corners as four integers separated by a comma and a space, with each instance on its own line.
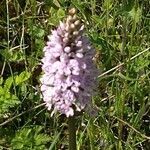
68, 115, 77, 150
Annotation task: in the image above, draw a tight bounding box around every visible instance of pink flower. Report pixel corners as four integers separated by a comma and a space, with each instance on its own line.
40, 8, 98, 117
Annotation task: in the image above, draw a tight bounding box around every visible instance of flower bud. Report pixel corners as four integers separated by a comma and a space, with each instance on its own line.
73, 31, 79, 36
64, 46, 71, 53
72, 14, 77, 22
70, 23, 75, 30
76, 53, 84, 58
76, 41, 82, 47
69, 8, 77, 16
66, 15, 72, 23
63, 37, 68, 43
74, 20, 81, 26
65, 25, 70, 31
64, 33, 69, 38
76, 48, 84, 53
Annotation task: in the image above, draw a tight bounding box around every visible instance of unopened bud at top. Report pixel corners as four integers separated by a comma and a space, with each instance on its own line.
69, 8, 77, 16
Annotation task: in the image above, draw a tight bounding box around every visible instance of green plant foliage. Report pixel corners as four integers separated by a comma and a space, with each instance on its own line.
0, 71, 31, 117
15, 71, 31, 86
11, 126, 50, 150
48, 8, 65, 26
0, 86, 19, 116
129, 7, 142, 23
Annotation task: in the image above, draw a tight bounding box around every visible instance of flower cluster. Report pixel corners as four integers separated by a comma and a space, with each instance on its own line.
40, 8, 98, 117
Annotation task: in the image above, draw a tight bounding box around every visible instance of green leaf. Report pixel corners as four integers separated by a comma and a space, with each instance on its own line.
4, 76, 13, 90
11, 126, 50, 149
103, 0, 113, 9
57, 8, 65, 18
15, 71, 31, 85
129, 7, 142, 23
48, 8, 65, 26
0, 87, 20, 116
28, 25, 45, 39
0, 77, 3, 85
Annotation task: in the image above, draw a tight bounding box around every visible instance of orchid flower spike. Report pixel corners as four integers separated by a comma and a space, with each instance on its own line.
40, 8, 98, 117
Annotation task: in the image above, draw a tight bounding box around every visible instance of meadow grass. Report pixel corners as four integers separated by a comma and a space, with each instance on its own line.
0, 0, 149, 149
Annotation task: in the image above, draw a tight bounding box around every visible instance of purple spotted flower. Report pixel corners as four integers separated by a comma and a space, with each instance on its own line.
40, 8, 98, 117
